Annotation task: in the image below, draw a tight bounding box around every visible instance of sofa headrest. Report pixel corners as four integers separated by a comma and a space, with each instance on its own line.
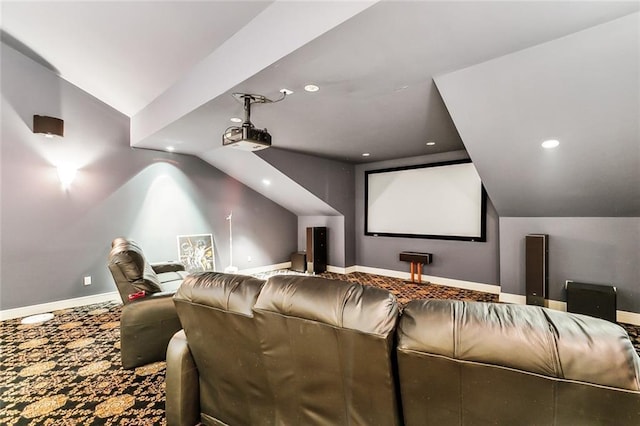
108, 237, 161, 293
175, 272, 265, 317
254, 275, 398, 336
398, 299, 640, 391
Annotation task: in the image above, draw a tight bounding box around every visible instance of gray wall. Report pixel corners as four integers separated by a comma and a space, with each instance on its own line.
355, 150, 500, 285
433, 15, 640, 314
258, 148, 355, 266
500, 217, 640, 313
1, 43, 297, 310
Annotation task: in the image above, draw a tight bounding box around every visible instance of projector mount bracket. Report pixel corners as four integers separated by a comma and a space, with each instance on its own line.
222, 91, 287, 151
232, 92, 287, 127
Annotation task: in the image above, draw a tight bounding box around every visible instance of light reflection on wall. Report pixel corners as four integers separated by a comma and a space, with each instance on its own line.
128, 162, 212, 263
56, 165, 77, 190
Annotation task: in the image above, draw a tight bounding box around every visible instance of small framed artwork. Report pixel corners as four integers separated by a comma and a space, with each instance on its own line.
177, 234, 215, 273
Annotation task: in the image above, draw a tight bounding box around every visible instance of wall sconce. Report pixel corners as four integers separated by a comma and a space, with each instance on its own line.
57, 166, 77, 190
33, 115, 64, 138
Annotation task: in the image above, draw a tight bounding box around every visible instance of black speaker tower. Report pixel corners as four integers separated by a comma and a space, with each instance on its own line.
525, 234, 548, 307
306, 227, 327, 274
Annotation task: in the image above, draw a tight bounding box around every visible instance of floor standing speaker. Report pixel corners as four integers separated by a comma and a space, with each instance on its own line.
306, 227, 327, 274
525, 234, 548, 307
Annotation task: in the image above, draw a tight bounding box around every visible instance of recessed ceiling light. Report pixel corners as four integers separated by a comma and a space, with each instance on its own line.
304, 84, 319, 92
262, 179, 271, 186
426, 141, 436, 146
362, 153, 370, 157
166, 146, 175, 152
541, 139, 560, 149
230, 117, 242, 123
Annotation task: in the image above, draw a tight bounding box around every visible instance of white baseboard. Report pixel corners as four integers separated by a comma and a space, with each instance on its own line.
239, 262, 291, 276
351, 265, 501, 295
548, 300, 567, 312
326, 265, 357, 274
0, 291, 121, 322
498, 293, 526, 305
499, 292, 640, 326
617, 310, 640, 325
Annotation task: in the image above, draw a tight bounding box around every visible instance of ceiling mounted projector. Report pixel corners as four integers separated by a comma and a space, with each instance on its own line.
223, 124, 271, 151
222, 92, 286, 151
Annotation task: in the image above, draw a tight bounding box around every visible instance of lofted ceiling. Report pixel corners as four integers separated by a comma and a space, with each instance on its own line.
2, 1, 639, 216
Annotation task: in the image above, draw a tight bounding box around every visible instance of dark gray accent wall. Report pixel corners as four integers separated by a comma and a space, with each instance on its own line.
0, 43, 297, 310
355, 150, 500, 285
257, 148, 355, 266
500, 217, 640, 313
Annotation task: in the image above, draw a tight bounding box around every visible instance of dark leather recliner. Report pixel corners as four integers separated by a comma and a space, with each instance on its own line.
397, 299, 640, 425
166, 275, 640, 425
253, 275, 401, 425
167, 272, 269, 426
166, 273, 401, 426
108, 237, 187, 369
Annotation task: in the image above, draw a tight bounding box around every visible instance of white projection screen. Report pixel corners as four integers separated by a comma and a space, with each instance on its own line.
365, 160, 486, 241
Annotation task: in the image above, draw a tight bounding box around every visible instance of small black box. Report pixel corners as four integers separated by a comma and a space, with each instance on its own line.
566, 281, 617, 322
291, 252, 306, 273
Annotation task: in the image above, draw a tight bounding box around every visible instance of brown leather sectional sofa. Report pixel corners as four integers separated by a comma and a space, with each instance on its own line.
166, 272, 640, 425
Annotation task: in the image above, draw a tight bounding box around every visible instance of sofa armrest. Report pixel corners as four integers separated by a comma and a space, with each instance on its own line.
151, 262, 185, 274
166, 330, 200, 426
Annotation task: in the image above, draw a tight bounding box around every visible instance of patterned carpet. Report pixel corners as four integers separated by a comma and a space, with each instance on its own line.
1, 271, 639, 424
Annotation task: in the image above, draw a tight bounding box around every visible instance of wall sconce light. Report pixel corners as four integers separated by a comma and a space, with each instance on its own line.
57, 166, 77, 190
33, 115, 64, 138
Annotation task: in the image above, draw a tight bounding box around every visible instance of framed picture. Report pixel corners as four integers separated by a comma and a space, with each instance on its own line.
177, 234, 215, 273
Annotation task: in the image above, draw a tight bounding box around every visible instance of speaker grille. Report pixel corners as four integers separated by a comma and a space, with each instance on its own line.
525, 234, 548, 306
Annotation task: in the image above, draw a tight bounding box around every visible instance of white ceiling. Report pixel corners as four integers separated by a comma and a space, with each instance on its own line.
2, 1, 639, 216
1, 1, 273, 116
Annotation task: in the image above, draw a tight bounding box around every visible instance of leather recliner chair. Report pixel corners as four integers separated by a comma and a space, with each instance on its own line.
253, 275, 402, 425
167, 272, 269, 426
166, 273, 401, 426
108, 237, 187, 369
397, 299, 640, 425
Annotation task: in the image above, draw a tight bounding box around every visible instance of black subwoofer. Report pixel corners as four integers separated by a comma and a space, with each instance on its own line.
525, 234, 548, 307
566, 281, 617, 322
290, 252, 306, 273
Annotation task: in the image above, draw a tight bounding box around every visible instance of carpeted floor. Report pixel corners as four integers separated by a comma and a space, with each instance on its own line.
1, 271, 639, 424
0, 301, 166, 425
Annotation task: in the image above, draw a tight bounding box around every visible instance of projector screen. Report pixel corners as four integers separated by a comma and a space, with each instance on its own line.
365, 160, 486, 241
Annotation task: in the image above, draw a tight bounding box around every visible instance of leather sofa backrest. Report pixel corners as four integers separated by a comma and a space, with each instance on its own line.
174, 272, 272, 425
253, 275, 401, 425
108, 238, 162, 302
397, 299, 640, 425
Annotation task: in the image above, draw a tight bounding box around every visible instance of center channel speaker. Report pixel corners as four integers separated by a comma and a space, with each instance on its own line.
306, 227, 327, 274
525, 234, 548, 307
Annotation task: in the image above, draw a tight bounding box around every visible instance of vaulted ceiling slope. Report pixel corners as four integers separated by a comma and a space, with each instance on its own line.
1, 1, 275, 116
2, 1, 639, 217
129, 1, 639, 165
435, 12, 640, 217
